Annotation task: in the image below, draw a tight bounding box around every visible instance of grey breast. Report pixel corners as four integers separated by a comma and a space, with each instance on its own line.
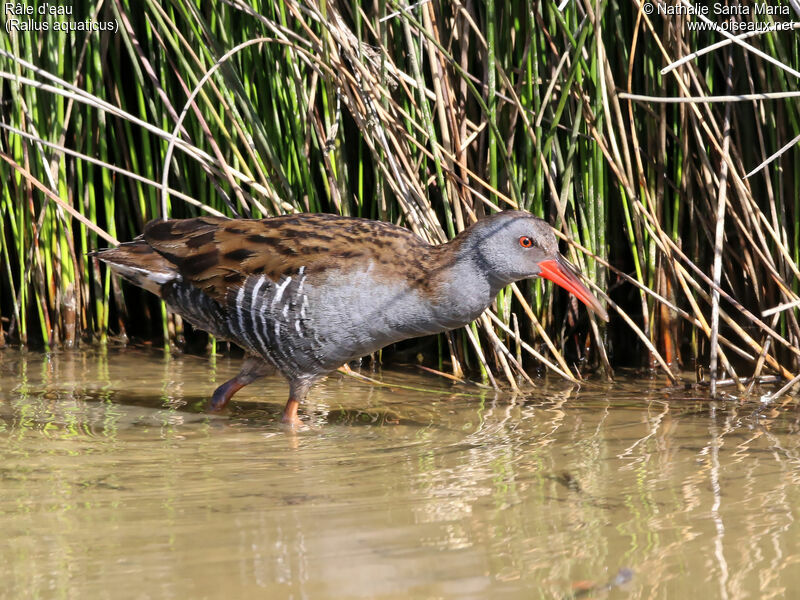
303, 265, 448, 366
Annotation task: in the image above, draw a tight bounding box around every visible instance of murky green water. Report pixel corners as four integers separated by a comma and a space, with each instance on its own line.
0, 348, 798, 599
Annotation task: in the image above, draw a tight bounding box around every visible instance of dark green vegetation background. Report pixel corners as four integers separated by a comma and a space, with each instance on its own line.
1, 1, 799, 387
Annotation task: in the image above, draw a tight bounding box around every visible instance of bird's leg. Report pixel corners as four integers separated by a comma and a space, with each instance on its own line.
209, 355, 274, 412
282, 378, 314, 427
282, 398, 301, 427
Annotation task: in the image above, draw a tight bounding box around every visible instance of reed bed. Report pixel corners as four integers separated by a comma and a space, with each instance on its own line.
1, 1, 798, 393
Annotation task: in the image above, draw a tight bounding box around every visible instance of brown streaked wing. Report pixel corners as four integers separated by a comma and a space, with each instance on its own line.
143, 213, 435, 304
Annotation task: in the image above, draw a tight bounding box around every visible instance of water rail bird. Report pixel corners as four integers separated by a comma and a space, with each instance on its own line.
94, 211, 608, 425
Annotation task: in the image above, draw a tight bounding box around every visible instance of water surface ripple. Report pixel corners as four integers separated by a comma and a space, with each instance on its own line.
0, 348, 798, 599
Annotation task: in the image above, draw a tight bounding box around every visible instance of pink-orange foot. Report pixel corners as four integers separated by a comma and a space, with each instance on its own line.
209, 378, 246, 412
208, 356, 273, 412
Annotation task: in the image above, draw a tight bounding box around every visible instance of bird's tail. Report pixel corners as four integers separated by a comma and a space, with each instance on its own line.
89, 238, 180, 296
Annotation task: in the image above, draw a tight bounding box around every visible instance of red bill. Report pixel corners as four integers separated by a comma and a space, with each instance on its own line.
538, 256, 609, 322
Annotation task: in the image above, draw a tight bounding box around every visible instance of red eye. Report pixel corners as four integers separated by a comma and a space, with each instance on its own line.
519, 236, 533, 248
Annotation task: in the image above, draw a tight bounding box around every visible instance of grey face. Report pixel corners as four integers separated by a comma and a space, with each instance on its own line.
467, 212, 558, 285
